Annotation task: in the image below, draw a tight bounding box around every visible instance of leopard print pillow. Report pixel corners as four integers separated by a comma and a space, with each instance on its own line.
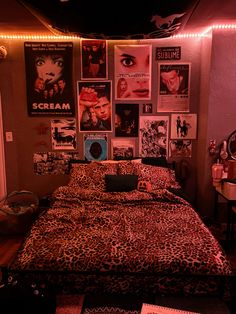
133, 163, 180, 190
117, 160, 136, 175
68, 162, 118, 191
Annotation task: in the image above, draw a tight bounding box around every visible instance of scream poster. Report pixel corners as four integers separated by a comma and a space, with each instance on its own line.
24, 42, 75, 116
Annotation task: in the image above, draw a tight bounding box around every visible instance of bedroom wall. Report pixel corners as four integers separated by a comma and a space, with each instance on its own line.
1, 30, 233, 217
196, 28, 236, 218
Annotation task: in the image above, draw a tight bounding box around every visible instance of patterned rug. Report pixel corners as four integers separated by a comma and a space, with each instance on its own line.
55, 294, 233, 314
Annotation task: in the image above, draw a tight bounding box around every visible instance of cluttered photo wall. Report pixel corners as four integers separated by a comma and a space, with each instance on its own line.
23, 38, 201, 177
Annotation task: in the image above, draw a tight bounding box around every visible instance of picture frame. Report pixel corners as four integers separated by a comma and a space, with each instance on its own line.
170, 113, 197, 139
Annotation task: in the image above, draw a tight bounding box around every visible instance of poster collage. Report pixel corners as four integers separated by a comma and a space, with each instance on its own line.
25, 41, 197, 175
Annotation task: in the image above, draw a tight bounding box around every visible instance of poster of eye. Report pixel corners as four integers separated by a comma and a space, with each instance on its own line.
84, 134, 108, 161
24, 42, 74, 116
111, 139, 136, 160
170, 113, 197, 139
157, 63, 191, 112
139, 116, 169, 157
51, 119, 76, 150
114, 45, 152, 100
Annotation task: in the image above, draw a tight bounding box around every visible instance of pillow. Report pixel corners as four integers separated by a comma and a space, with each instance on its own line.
117, 160, 137, 175
68, 162, 118, 191
141, 156, 168, 168
133, 163, 181, 190
105, 174, 138, 192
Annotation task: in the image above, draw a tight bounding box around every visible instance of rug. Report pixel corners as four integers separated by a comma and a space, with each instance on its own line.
55, 294, 232, 314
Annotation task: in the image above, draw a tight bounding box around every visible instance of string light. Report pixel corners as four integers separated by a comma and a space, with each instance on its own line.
1, 24, 236, 41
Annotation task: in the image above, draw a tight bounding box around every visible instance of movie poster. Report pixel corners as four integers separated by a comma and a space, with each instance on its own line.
24, 42, 74, 116
139, 116, 169, 157
84, 134, 108, 161
81, 39, 107, 80
114, 45, 152, 100
51, 119, 76, 150
115, 103, 139, 137
157, 63, 191, 112
78, 81, 112, 132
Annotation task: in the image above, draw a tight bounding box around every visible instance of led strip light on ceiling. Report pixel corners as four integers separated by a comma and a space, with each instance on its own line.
1, 24, 236, 40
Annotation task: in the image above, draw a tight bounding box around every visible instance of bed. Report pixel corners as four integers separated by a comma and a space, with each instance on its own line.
8, 160, 234, 299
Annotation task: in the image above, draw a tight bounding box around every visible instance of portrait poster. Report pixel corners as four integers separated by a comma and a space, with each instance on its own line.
77, 81, 112, 132
33, 151, 79, 175
84, 134, 108, 161
51, 118, 76, 150
24, 42, 74, 116
169, 139, 192, 158
81, 39, 107, 80
111, 139, 136, 160
139, 116, 169, 157
157, 63, 191, 112
171, 113, 197, 139
114, 45, 152, 100
115, 103, 139, 137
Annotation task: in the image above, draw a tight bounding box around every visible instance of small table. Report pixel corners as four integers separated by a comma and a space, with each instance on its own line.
214, 185, 236, 250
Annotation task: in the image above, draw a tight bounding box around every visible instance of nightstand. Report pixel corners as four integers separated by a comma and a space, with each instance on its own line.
214, 185, 236, 250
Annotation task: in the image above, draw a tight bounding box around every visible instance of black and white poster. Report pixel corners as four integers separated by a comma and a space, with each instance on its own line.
33, 152, 79, 175
157, 63, 191, 112
51, 119, 76, 150
139, 116, 169, 157
24, 42, 74, 116
170, 113, 197, 139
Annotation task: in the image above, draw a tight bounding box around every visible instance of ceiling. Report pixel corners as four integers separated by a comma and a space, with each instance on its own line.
1, 0, 236, 38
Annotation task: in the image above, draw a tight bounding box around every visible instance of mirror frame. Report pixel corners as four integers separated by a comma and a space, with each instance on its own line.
227, 130, 236, 160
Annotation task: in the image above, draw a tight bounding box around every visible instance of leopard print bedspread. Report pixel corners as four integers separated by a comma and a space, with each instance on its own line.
10, 187, 232, 279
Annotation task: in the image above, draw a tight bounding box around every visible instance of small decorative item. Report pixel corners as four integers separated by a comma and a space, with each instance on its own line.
211, 160, 224, 187
138, 180, 152, 192
209, 139, 216, 155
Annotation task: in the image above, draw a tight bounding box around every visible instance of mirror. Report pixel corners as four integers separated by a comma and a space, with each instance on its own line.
227, 130, 236, 160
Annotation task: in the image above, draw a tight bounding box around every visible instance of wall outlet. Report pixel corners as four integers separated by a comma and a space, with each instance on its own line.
5, 131, 13, 142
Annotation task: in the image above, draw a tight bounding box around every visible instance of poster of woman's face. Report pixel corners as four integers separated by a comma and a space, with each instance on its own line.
24, 42, 74, 116
81, 40, 107, 80
114, 45, 152, 100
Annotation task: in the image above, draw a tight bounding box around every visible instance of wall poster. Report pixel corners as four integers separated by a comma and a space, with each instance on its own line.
157, 63, 191, 112
84, 133, 108, 161
81, 39, 107, 80
51, 119, 76, 150
78, 81, 112, 132
24, 42, 74, 116
114, 45, 152, 100
170, 113, 197, 139
139, 116, 169, 157
169, 139, 192, 158
111, 139, 136, 160
33, 152, 79, 175
115, 103, 139, 137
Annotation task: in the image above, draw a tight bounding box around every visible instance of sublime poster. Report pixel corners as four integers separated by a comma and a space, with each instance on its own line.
24, 42, 74, 116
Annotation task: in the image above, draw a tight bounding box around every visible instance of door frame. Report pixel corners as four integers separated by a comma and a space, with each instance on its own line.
0, 92, 7, 201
